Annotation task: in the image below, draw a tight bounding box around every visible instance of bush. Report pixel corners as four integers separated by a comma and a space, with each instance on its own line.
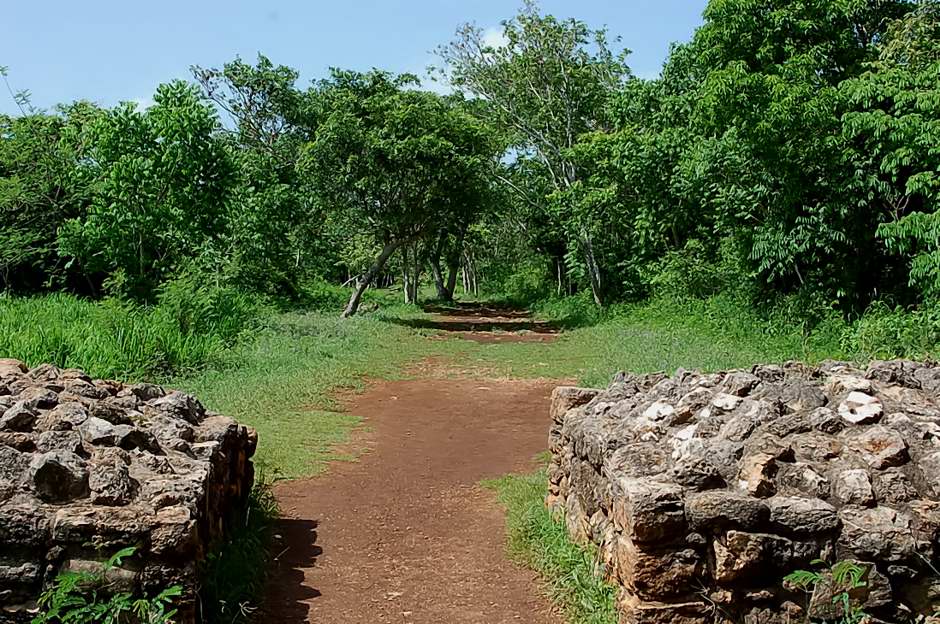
154, 273, 262, 345
296, 279, 352, 312
644, 239, 751, 301
841, 301, 940, 361
531, 290, 603, 328
482, 260, 554, 306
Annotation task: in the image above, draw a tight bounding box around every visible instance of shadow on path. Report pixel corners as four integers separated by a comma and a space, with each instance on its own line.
386, 302, 561, 341
263, 519, 322, 621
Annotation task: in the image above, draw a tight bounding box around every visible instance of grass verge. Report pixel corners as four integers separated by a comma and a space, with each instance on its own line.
448, 295, 843, 387
484, 470, 618, 624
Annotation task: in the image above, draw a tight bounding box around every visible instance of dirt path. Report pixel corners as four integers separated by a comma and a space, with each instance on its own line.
262, 306, 563, 624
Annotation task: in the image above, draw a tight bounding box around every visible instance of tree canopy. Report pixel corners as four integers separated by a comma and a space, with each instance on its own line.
2, 0, 939, 324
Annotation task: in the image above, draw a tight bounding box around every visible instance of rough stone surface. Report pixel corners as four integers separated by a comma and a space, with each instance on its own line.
547, 360, 940, 623
0, 360, 256, 623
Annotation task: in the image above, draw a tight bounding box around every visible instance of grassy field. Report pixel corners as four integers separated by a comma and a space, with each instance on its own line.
448, 295, 848, 388
0, 290, 871, 480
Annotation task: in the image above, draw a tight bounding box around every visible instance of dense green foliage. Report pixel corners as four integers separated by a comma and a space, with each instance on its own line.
3, 0, 940, 332
443, 0, 940, 325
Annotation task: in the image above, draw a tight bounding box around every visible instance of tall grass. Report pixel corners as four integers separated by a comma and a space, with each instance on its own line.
485, 293, 940, 387
0, 287, 261, 381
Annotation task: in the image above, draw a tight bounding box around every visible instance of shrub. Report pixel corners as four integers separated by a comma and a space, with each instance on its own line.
296, 279, 352, 312
784, 560, 869, 624
532, 290, 603, 328
643, 238, 754, 302
841, 301, 940, 361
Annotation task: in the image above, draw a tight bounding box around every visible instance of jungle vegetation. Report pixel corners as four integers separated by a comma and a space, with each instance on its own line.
2, 0, 940, 359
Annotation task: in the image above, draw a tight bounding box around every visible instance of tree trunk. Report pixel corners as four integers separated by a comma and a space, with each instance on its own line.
556, 258, 564, 298
462, 252, 473, 297
463, 251, 479, 297
410, 245, 422, 304
431, 260, 450, 301
445, 258, 459, 300
429, 232, 453, 302
431, 247, 459, 302
342, 240, 402, 318
582, 232, 603, 307
402, 246, 412, 304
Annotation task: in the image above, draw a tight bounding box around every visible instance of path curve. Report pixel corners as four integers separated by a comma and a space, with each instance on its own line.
262, 307, 562, 624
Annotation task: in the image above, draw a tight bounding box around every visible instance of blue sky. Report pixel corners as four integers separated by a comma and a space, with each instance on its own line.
1, 1, 707, 115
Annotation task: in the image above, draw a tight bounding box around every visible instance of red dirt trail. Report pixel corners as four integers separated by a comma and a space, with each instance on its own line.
262, 306, 563, 624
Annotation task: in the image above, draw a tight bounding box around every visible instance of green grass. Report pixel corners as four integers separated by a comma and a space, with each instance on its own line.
0, 287, 260, 381
0, 289, 446, 479
449, 295, 847, 387
201, 476, 280, 623
173, 306, 451, 479
484, 470, 618, 624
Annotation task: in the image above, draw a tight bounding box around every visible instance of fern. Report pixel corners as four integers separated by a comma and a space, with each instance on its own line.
32, 547, 182, 624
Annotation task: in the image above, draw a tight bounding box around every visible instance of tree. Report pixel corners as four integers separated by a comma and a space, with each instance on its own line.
0, 102, 97, 292
842, 1, 940, 297
300, 70, 493, 317
58, 81, 236, 299
193, 55, 329, 295
440, 1, 630, 305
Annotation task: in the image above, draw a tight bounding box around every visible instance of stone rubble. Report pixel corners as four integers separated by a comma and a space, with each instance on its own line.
548, 360, 940, 623
0, 359, 256, 623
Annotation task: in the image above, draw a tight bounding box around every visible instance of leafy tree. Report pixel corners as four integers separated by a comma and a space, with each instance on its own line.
0, 104, 96, 292
440, 0, 630, 305
300, 70, 493, 317
58, 81, 236, 299
193, 55, 329, 295
842, 1, 940, 297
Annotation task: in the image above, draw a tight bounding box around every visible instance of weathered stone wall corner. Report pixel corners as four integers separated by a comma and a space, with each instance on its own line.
548, 360, 940, 623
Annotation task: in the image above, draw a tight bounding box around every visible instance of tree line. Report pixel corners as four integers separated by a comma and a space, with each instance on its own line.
2, 0, 939, 320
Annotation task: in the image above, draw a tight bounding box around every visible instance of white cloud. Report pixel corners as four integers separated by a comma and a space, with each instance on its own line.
482, 26, 509, 50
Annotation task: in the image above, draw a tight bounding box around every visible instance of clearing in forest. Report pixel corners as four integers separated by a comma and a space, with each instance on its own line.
262, 304, 563, 624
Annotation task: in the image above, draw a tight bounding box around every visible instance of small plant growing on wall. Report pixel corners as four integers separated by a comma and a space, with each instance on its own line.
32, 547, 181, 624
784, 559, 870, 624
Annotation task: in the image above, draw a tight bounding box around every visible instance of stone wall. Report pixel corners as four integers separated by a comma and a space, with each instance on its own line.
0, 359, 257, 623
547, 360, 940, 623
